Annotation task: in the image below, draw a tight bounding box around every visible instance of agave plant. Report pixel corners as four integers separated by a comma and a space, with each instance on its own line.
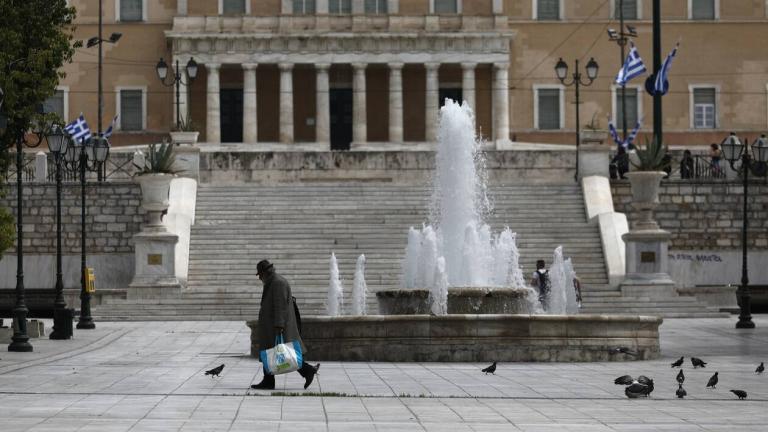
631, 136, 668, 171
133, 141, 182, 175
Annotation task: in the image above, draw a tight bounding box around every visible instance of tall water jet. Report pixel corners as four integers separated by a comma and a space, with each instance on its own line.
547, 246, 568, 314
327, 252, 344, 316
352, 254, 368, 315
402, 227, 422, 289
563, 258, 580, 314
430, 257, 449, 315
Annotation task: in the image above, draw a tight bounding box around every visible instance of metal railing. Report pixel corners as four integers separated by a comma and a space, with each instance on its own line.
3, 154, 36, 182
690, 155, 726, 180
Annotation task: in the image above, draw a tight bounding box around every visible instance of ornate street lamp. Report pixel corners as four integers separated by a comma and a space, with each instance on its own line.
155, 57, 198, 130
721, 133, 768, 329
62, 136, 110, 330
47, 126, 72, 340
555, 57, 599, 182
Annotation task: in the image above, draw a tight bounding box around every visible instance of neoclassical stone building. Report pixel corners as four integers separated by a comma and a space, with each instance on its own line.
58, 0, 768, 148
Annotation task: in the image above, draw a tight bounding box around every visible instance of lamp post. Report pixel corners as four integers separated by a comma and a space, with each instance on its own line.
607, 0, 638, 141
721, 133, 768, 329
555, 57, 600, 182
47, 126, 72, 340
62, 136, 109, 330
155, 57, 198, 130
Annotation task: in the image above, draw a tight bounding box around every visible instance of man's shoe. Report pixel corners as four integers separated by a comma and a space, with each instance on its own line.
250, 375, 275, 390
302, 363, 321, 390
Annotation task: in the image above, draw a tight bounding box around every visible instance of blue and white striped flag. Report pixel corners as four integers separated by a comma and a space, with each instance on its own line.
625, 119, 642, 148
654, 43, 679, 96
64, 113, 92, 143
608, 120, 622, 146
102, 115, 118, 139
615, 43, 647, 86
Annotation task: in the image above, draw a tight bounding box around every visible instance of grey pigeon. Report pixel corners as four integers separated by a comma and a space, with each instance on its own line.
676, 369, 685, 384
625, 381, 650, 398
676, 383, 687, 399
482, 362, 497, 375
730, 389, 747, 400
706, 372, 718, 389
671, 356, 684, 368
756, 362, 764, 374
614, 375, 634, 385
205, 364, 225, 378
637, 376, 654, 395
691, 357, 707, 368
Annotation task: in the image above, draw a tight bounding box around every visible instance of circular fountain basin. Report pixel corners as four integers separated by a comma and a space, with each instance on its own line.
246, 314, 662, 362
376, 287, 535, 315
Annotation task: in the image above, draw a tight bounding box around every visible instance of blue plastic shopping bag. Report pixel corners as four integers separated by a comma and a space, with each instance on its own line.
259, 335, 303, 375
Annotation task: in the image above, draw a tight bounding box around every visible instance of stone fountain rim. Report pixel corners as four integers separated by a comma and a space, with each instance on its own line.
249, 314, 663, 324
376, 287, 534, 299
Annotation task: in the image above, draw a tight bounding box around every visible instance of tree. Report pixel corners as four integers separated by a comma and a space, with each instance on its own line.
0, 0, 78, 259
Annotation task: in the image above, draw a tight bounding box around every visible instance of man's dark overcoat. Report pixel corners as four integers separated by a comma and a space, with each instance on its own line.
256, 272, 306, 353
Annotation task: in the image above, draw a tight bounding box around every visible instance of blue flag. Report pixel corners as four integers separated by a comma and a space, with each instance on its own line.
64, 113, 92, 143
654, 43, 679, 96
615, 42, 647, 86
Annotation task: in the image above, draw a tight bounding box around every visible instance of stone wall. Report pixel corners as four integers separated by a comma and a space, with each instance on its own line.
0, 182, 144, 253
612, 180, 768, 249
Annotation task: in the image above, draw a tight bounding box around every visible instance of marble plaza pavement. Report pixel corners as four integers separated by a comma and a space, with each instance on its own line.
1, 316, 767, 431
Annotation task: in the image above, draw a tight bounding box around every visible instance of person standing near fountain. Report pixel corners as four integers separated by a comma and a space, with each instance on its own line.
531, 260, 551, 311
251, 259, 320, 390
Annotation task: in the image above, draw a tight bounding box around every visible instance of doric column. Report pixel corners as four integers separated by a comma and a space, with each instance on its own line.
206, 63, 221, 143
493, 62, 510, 143
316, 63, 331, 146
461, 62, 477, 111
388, 62, 404, 143
242, 63, 258, 143
352, 63, 367, 144
279, 63, 294, 144
425, 62, 440, 142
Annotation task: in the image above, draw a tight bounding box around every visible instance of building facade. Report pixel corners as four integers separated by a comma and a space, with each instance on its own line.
56, 0, 768, 148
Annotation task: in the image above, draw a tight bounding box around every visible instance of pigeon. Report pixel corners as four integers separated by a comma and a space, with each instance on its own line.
609, 347, 638, 356
756, 362, 764, 374
614, 375, 634, 385
676, 369, 685, 384
637, 376, 654, 395
625, 381, 651, 398
691, 357, 707, 368
671, 357, 684, 368
706, 372, 718, 389
676, 383, 687, 399
730, 390, 747, 400
481, 362, 497, 375
205, 364, 225, 378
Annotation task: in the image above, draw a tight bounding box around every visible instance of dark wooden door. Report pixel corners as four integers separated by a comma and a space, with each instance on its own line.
330, 88, 353, 150
220, 89, 243, 143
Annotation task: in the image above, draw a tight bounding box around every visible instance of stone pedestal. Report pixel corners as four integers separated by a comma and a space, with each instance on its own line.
174, 146, 200, 181
621, 229, 676, 297
579, 144, 611, 179
130, 229, 181, 295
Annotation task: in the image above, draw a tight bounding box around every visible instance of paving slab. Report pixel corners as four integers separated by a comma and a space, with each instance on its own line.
0, 316, 767, 431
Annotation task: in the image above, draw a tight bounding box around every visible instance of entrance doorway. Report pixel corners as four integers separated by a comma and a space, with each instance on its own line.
220, 89, 243, 143
330, 88, 353, 150
439, 88, 463, 107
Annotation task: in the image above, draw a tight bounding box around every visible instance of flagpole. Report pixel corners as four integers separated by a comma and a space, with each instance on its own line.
652, 0, 662, 146
619, 0, 628, 142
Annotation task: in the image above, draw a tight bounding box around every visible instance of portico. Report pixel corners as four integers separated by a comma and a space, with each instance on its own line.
168, 31, 512, 149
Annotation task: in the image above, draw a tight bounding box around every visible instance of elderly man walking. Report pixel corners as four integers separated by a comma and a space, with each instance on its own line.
251, 259, 320, 390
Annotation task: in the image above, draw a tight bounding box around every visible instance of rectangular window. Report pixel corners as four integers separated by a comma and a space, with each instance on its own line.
364, 0, 388, 14
329, 0, 352, 14
691, 0, 715, 20
120, 90, 144, 131
119, 0, 143, 22
615, 87, 639, 128
293, 0, 316, 14
693, 88, 716, 128
614, 0, 637, 20
537, 88, 561, 130
222, 0, 246, 14
537, 0, 560, 20
434, 0, 458, 13
43, 90, 65, 120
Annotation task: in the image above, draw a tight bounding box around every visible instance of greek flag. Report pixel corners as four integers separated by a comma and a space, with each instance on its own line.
102, 115, 118, 139
654, 43, 679, 96
608, 120, 622, 146
609, 118, 643, 149
615, 43, 647, 86
64, 113, 92, 143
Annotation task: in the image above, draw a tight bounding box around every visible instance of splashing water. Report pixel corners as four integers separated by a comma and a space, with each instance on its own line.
327, 252, 344, 316
563, 258, 580, 314
430, 257, 449, 315
547, 246, 570, 314
352, 254, 368, 315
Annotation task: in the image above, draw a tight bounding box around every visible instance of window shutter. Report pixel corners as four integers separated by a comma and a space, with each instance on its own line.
223, 0, 246, 14
615, 0, 637, 20
616, 88, 639, 127
330, 0, 351, 13
537, 0, 560, 20
434, 0, 458, 14
692, 0, 715, 19
120, 0, 143, 22
365, 0, 387, 14
43, 90, 65, 120
121, 90, 143, 131
293, 0, 315, 14
538, 89, 561, 130
693, 88, 716, 128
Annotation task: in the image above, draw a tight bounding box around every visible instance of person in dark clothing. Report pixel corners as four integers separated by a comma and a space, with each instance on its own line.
680, 150, 694, 179
661, 149, 672, 179
251, 259, 320, 390
610, 147, 630, 179
530, 260, 551, 311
